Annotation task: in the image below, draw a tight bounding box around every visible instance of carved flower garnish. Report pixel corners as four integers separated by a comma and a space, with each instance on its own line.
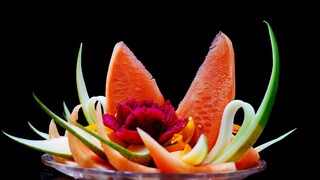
102, 98, 188, 144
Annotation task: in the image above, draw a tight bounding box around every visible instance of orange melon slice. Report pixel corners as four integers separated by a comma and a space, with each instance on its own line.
48, 120, 74, 164
235, 147, 260, 170
105, 42, 165, 115
68, 104, 115, 170
176, 32, 236, 150
137, 128, 236, 173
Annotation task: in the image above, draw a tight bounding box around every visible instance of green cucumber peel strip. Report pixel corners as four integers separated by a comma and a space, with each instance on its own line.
28, 121, 49, 139
254, 128, 297, 153
33, 93, 152, 165
76, 43, 96, 125
76, 120, 152, 165
33, 93, 108, 161
2, 131, 72, 159
62, 101, 70, 136
62, 101, 71, 121
213, 21, 280, 163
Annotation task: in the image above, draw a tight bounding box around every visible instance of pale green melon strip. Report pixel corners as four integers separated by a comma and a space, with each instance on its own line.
62, 101, 71, 120
204, 100, 255, 163
62, 101, 70, 136
33, 93, 152, 165
75, 43, 106, 124
76, 43, 95, 125
2, 131, 72, 159
181, 134, 208, 165
212, 21, 281, 163
254, 128, 297, 153
28, 121, 49, 140
33, 94, 108, 161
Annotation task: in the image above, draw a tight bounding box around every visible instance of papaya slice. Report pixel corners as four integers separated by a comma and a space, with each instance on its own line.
235, 147, 260, 170
176, 32, 235, 150
137, 127, 236, 173
67, 104, 114, 170
48, 120, 75, 164
105, 42, 165, 115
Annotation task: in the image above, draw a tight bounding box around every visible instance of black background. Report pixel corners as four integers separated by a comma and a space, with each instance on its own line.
1, 1, 316, 179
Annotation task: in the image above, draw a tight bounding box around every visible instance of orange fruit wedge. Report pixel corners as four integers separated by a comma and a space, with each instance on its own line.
106, 32, 235, 152
105, 41, 165, 115
176, 32, 236, 150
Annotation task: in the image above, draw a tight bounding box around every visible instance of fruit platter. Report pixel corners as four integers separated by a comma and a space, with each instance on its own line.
3, 21, 296, 179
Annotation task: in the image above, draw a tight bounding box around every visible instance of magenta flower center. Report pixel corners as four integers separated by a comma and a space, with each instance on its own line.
102, 98, 188, 144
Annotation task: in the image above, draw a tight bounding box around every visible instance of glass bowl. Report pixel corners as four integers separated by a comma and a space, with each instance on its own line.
41, 153, 266, 179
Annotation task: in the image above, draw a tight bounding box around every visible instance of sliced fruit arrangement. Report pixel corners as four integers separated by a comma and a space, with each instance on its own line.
2, 21, 296, 173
